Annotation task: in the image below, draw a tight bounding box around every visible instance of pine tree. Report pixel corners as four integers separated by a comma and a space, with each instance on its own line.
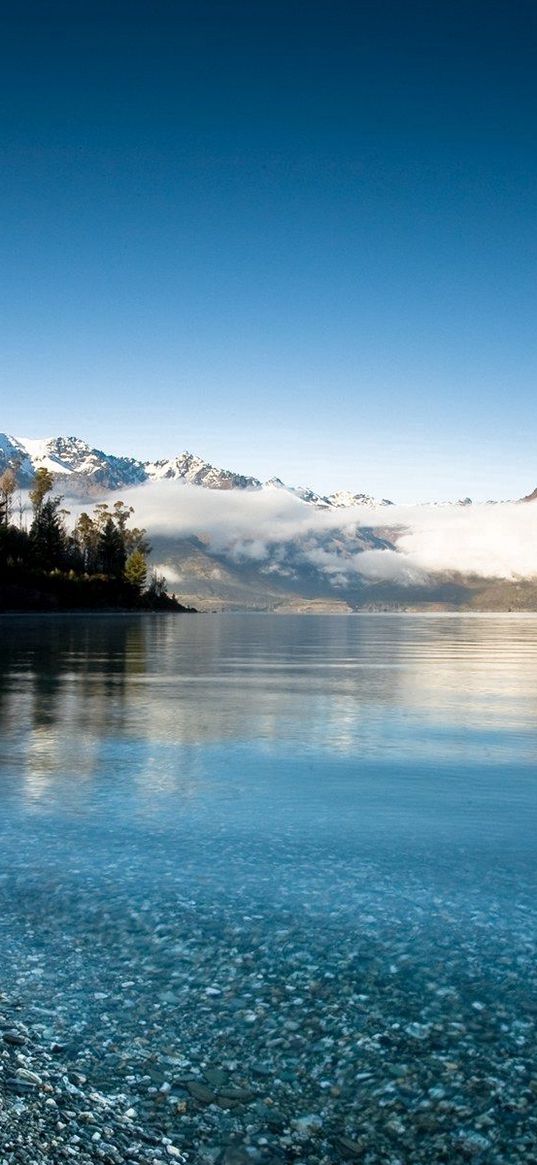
30, 496, 68, 569
124, 549, 147, 592
98, 516, 126, 577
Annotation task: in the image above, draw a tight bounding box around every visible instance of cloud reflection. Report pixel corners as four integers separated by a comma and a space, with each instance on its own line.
1, 614, 537, 820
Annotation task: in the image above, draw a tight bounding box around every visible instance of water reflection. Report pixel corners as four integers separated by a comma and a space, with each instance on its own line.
2, 614, 537, 790
1, 615, 537, 1163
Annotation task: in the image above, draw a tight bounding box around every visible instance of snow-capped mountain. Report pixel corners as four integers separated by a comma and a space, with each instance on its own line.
327, 490, 394, 508
0, 435, 146, 489
145, 452, 261, 491
3, 432, 536, 613
0, 433, 392, 507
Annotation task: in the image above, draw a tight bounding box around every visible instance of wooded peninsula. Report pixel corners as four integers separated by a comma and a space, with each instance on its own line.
0, 467, 193, 612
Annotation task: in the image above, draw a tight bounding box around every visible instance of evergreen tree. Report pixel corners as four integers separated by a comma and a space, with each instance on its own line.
92, 500, 150, 572
124, 525, 152, 557
29, 467, 54, 514
30, 496, 68, 569
93, 501, 111, 529
73, 512, 99, 572
124, 549, 147, 591
0, 522, 30, 569
98, 516, 126, 577
146, 570, 168, 600
1, 487, 186, 612
112, 500, 134, 534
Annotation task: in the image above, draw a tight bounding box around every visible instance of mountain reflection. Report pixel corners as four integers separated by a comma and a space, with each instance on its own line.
1, 614, 537, 812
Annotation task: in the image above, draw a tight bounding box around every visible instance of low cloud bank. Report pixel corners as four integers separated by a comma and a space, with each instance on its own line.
394, 504, 537, 580
67, 481, 537, 585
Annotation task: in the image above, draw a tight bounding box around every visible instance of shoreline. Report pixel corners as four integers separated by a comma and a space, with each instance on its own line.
0, 607, 197, 617
2, 607, 537, 618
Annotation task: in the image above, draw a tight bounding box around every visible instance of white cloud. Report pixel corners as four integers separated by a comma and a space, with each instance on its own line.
391, 502, 537, 580
65, 480, 537, 585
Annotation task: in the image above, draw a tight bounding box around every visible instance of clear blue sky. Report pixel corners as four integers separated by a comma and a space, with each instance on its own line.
1, 0, 536, 500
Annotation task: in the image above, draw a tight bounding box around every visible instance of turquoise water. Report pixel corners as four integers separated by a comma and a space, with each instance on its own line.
1, 613, 537, 1162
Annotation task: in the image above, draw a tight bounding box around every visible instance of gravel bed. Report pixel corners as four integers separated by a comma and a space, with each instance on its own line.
1, 831, 536, 1165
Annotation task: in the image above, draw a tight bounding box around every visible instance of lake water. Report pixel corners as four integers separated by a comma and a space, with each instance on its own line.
1, 613, 537, 1164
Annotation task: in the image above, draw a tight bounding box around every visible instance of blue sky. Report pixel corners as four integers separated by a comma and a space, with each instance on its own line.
1, 0, 536, 501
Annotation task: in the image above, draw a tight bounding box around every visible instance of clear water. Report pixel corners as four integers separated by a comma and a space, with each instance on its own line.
1, 613, 537, 1161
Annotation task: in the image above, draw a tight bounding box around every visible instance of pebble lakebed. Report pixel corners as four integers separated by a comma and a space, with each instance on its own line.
1, 829, 536, 1165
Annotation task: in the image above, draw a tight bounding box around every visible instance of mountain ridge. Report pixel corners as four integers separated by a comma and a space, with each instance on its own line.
2, 433, 537, 612
0, 433, 394, 508
2, 432, 531, 506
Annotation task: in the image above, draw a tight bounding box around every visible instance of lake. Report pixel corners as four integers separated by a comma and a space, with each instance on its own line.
1, 613, 537, 1164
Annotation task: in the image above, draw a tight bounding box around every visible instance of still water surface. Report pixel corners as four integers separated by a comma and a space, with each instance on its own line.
1, 613, 537, 1162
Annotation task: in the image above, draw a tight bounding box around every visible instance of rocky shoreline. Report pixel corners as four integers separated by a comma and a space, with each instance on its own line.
1, 1007, 189, 1164
2, 860, 537, 1165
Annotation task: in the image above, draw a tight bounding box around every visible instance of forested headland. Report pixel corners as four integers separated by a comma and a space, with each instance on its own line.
0, 467, 193, 612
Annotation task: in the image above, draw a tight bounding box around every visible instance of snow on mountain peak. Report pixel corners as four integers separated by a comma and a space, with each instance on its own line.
0, 432, 392, 506
144, 451, 261, 490
327, 490, 394, 509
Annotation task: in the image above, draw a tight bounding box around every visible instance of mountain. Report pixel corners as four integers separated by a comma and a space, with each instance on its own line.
0, 432, 404, 610
327, 489, 394, 508
0, 435, 146, 489
146, 530, 537, 614
3, 432, 536, 612
145, 452, 261, 490
3, 432, 533, 510
0, 433, 393, 506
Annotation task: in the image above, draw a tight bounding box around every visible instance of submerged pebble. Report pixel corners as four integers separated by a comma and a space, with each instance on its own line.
0, 851, 536, 1164
1, 614, 537, 1163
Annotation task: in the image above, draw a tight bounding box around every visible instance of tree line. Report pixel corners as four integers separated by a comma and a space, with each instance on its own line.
0, 466, 182, 611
